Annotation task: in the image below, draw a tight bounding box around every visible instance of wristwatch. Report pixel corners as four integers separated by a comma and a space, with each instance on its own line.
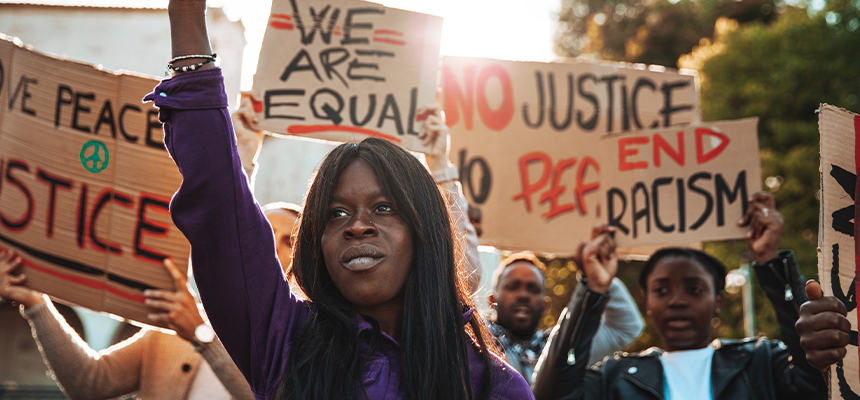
192, 323, 216, 349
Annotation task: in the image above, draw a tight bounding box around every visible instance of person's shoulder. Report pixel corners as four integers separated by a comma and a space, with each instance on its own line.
592, 348, 662, 372
487, 357, 534, 400
713, 336, 785, 354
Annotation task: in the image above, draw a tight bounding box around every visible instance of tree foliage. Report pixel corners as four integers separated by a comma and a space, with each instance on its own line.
552, 0, 860, 347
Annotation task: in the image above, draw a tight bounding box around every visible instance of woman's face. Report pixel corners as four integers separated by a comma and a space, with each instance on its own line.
644, 256, 723, 352
321, 159, 414, 314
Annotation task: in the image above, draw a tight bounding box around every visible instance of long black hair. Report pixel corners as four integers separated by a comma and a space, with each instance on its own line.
278, 138, 499, 400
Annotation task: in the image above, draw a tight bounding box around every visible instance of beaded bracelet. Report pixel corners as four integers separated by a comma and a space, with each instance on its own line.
166, 53, 217, 76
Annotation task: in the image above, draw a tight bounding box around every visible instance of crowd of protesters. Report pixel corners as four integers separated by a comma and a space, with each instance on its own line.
0, 0, 853, 399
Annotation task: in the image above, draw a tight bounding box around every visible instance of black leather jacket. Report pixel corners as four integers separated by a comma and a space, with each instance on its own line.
532, 251, 826, 400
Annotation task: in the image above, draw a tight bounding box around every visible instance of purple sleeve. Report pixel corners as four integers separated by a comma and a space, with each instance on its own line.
145, 68, 307, 396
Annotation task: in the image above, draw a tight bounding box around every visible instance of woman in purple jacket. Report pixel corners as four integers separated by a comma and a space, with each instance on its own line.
152, 1, 536, 399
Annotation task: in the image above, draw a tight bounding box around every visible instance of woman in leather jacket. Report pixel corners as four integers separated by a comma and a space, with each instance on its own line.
531, 192, 826, 400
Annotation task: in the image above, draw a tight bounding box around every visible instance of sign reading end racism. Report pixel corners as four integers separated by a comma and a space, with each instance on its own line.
818, 104, 860, 399
0, 34, 189, 327
600, 119, 761, 247
250, 0, 443, 153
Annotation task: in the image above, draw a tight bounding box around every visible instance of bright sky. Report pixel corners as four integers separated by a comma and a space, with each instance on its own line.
213, 0, 560, 90
25, 0, 560, 89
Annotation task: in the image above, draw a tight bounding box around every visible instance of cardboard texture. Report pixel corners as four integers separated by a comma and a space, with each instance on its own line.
442, 56, 733, 253
0, 35, 189, 327
818, 104, 860, 399
600, 118, 761, 247
251, 0, 443, 153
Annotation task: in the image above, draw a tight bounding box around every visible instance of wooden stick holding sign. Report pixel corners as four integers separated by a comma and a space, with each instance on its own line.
818, 104, 860, 399
0, 34, 189, 328
250, 0, 443, 153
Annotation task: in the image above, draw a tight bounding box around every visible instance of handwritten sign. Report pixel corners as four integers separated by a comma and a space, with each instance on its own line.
443, 56, 706, 253
600, 119, 761, 247
250, 0, 442, 153
818, 104, 860, 399
0, 35, 189, 327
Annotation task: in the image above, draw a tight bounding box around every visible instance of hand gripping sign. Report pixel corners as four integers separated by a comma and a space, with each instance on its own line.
0, 34, 189, 327
250, 0, 443, 153
819, 104, 860, 399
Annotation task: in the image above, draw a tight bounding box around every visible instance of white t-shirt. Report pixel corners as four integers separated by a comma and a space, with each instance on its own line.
660, 345, 715, 400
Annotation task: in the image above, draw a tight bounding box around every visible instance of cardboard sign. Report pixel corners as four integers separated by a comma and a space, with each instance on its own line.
0, 35, 189, 327
442, 56, 705, 253
250, 0, 443, 153
818, 104, 860, 399
600, 119, 761, 247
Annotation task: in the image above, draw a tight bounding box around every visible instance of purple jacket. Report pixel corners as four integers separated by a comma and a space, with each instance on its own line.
146, 68, 533, 400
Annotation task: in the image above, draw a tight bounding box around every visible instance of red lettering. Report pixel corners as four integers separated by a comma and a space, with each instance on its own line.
653, 131, 685, 167
575, 157, 600, 214
511, 152, 553, 212
695, 128, 730, 164
618, 137, 649, 171
442, 64, 476, 130
476, 65, 514, 132
1, 159, 34, 232
89, 188, 134, 255
539, 158, 577, 219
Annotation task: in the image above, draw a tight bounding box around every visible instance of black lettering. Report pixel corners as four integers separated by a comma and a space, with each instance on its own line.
602, 75, 620, 133
72, 92, 95, 133
632, 182, 650, 238
577, 74, 599, 130
830, 164, 855, 236
676, 178, 686, 233
90, 190, 133, 255
36, 169, 73, 238
652, 177, 674, 232
522, 71, 544, 129
134, 197, 171, 262
319, 48, 350, 87
264, 89, 305, 120
55, 85, 74, 128
93, 99, 117, 138
341, 8, 384, 45
9, 76, 37, 116
349, 94, 376, 126
606, 188, 629, 235
376, 93, 403, 135
118, 104, 141, 143
311, 89, 344, 124
1, 160, 34, 231
715, 171, 747, 227
347, 59, 384, 82
457, 149, 493, 205
687, 172, 713, 230
406, 87, 420, 135
831, 244, 857, 312
621, 82, 629, 132
280, 49, 322, 83
661, 80, 693, 127
289, 0, 340, 45
631, 78, 658, 129
549, 72, 573, 131
146, 110, 165, 150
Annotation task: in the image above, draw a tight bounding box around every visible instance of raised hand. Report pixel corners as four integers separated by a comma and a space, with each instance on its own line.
579, 225, 617, 293
417, 105, 452, 172
737, 191, 783, 264
143, 259, 205, 342
0, 249, 43, 309
232, 93, 266, 167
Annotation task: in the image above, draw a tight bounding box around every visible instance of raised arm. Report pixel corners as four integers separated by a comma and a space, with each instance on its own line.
739, 192, 826, 396
146, 1, 307, 395
420, 105, 482, 292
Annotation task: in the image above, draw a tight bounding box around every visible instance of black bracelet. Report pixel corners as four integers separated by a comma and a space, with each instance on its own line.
166, 53, 217, 76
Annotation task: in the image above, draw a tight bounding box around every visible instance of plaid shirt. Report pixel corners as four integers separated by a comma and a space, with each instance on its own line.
489, 322, 551, 385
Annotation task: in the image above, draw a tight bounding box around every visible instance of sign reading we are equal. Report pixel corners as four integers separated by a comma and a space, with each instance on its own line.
251, 0, 443, 153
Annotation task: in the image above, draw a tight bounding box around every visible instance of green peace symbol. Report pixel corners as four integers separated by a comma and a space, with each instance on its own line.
80, 140, 110, 173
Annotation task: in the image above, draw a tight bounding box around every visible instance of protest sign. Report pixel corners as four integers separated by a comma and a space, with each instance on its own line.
250, 0, 443, 153
0, 34, 189, 327
818, 104, 860, 399
600, 118, 760, 247
442, 56, 709, 253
